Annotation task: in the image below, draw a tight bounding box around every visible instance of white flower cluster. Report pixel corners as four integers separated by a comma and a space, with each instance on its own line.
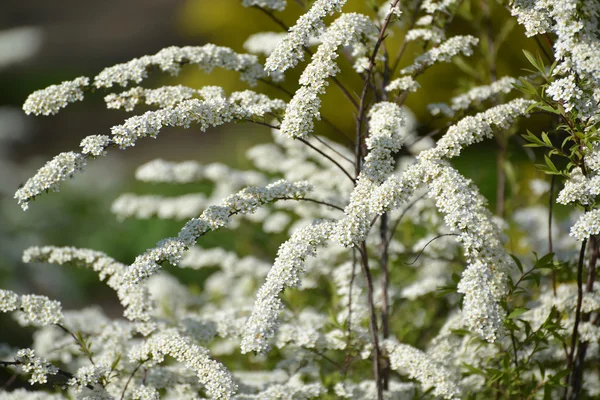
130, 331, 236, 399
383, 339, 461, 399
22, 246, 154, 326
243, 32, 288, 56
16, 90, 285, 210
333, 102, 405, 246
233, 374, 324, 399
420, 98, 535, 160
109, 90, 285, 149
67, 363, 110, 392
241, 220, 334, 354
80, 135, 111, 157
0, 289, 63, 327
425, 161, 511, 341
22, 77, 89, 116
241, 0, 287, 11
334, 380, 414, 399
264, 0, 346, 73
570, 209, 600, 241
15, 151, 87, 210
400, 35, 479, 75
511, 0, 600, 122
125, 180, 312, 285
105, 85, 199, 111
557, 167, 600, 206
422, 0, 461, 14
16, 348, 59, 385
429, 76, 518, 117
23, 45, 274, 117
280, 13, 377, 139
94, 45, 271, 88
111, 193, 208, 220
405, 27, 445, 44
385, 76, 421, 94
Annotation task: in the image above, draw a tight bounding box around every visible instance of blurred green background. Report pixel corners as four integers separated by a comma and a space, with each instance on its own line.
0, 0, 557, 361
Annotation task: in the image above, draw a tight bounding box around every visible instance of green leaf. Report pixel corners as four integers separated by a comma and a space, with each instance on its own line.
508, 307, 528, 319
511, 254, 524, 274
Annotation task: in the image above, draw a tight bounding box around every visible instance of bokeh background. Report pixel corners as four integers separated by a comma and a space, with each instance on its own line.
0, 0, 556, 386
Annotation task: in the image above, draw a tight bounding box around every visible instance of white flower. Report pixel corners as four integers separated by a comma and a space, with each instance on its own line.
400, 35, 479, 75
383, 338, 461, 399
16, 348, 59, 385
0, 289, 63, 327
264, 0, 347, 73
68, 363, 110, 392
280, 13, 377, 139
130, 331, 236, 400
125, 180, 312, 285
95, 45, 269, 88
80, 135, 111, 157
385, 76, 421, 94
241, 220, 334, 354
15, 151, 87, 210
243, 32, 288, 56
23, 77, 89, 116
570, 208, 600, 241
22, 246, 154, 326
420, 98, 534, 160
241, 0, 287, 11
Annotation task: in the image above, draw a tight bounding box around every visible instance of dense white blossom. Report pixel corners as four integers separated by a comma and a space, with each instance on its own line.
68, 363, 110, 392
23, 77, 89, 115
0, 289, 63, 327
125, 180, 312, 285
130, 331, 236, 399
111, 193, 208, 220
241, 220, 334, 354
570, 208, 600, 241
400, 35, 479, 75
420, 98, 534, 160
333, 102, 405, 246
241, 0, 287, 11
22, 246, 154, 326
385, 76, 421, 94
280, 13, 377, 139
264, 0, 346, 73
383, 339, 461, 399
15, 152, 87, 210
95, 45, 271, 88
109, 91, 285, 149
405, 27, 445, 44
16, 348, 59, 385
557, 167, 600, 206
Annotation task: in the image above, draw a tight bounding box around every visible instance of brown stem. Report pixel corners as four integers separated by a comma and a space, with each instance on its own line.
358, 242, 384, 400
549, 175, 556, 295
564, 238, 588, 398
568, 235, 599, 399
379, 213, 390, 390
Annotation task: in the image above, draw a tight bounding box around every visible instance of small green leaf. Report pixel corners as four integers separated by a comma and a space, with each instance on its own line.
508, 307, 528, 319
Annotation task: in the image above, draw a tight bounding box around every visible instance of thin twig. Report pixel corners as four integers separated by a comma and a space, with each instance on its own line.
310, 134, 354, 164
298, 137, 356, 183
358, 242, 384, 400
405, 234, 458, 265
549, 175, 556, 296
565, 238, 588, 394
120, 362, 145, 400
275, 196, 345, 212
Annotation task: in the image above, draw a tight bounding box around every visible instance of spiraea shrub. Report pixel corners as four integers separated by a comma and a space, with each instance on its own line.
2, 0, 600, 399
